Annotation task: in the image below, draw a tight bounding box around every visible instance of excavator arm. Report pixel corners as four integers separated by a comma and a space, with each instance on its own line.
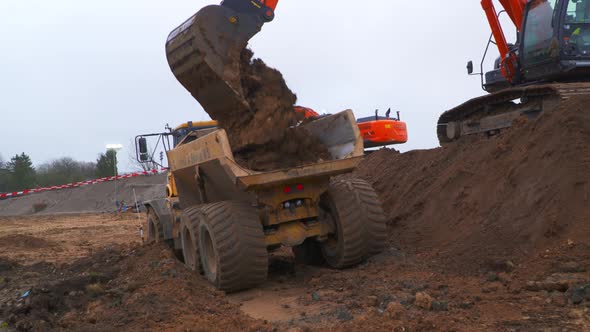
497, 0, 526, 30
481, 0, 526, 82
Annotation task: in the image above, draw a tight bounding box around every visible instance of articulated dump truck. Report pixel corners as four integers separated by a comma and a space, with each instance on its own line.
139, 111, 387, 292
137, 0, 388, 292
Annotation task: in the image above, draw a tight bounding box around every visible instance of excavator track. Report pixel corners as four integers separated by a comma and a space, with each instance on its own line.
437, 82, 590, 145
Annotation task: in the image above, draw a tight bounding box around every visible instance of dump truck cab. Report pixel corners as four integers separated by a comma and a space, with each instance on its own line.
171, 121, 218, 147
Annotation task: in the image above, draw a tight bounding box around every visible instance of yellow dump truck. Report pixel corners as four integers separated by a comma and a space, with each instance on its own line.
136, 110, 387, 292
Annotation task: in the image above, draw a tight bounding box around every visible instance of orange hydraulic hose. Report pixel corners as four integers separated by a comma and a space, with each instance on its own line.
498, 0, 526, 31
264, 0, 279, 10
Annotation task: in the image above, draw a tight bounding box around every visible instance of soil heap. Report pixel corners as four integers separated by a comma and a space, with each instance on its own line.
354, 96, 590, 272
210, 49, 331, 171
1, 244, 264, 332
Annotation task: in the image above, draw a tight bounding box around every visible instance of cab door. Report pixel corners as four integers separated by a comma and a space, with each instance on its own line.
520, 0, 562, 81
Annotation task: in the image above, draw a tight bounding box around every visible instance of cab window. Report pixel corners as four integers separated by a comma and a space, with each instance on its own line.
523, 0, 559, 63
563, 0, 590, 55
565, 0, 590, 23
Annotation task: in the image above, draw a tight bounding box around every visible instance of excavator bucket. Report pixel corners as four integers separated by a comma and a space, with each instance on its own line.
165, 1, 275, 123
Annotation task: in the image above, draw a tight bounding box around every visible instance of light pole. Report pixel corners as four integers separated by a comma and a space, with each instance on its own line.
106, 144, 123, 210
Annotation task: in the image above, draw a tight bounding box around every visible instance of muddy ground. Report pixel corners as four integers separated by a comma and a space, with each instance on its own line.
0, 212, 588, 332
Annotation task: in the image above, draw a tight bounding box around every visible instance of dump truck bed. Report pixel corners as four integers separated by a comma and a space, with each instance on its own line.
166, 110, 364, 205
235, 157, 363, 190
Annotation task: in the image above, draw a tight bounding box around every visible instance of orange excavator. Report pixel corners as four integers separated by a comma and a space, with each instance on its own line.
165, 0, 407, 149
355, 109, 408, 148
294, 106, 407, 148
438, 0, 590, 144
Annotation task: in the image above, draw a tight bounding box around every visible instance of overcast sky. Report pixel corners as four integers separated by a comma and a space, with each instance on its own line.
0, 0, 516, 171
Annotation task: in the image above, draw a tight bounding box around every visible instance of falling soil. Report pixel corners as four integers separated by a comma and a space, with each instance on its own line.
215, 49, 331, 171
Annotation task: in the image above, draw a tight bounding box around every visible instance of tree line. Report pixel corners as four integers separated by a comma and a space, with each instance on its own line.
0, 151, 119, 193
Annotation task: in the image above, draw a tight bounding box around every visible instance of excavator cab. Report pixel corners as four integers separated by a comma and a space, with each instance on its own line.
441, 0, 590, 145
485, 0, 590, 91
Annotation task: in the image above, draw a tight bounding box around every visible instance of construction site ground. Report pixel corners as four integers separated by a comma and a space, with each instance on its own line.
1, 97, 590, 331
0, 213, 588, 332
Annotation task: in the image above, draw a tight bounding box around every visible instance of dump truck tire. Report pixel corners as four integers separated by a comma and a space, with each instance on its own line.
146, 207, 164, 244
346, 178, 388, 255
197, 201, 268, 292
320, 178, 387, 268
180, 206, 202, 273
293, 239, 325, 266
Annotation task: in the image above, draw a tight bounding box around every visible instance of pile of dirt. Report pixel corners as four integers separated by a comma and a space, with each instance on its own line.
2, 244, 262, 332
0, 174, 166, 216
354, 96, 590, 272
211, 49, 331, 171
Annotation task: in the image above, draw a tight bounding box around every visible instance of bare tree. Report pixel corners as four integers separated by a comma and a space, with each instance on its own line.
37, 157, 97, 187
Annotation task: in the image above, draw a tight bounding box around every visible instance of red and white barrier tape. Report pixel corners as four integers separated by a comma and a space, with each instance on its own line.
0, 168, 167, 199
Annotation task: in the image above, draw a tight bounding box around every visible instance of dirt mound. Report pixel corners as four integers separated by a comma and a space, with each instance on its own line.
355, 96, 590, 272
0, 235, 55, 250
2, 244, 261, 332
0, 174, 166, 216
211, 49, 331, 171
